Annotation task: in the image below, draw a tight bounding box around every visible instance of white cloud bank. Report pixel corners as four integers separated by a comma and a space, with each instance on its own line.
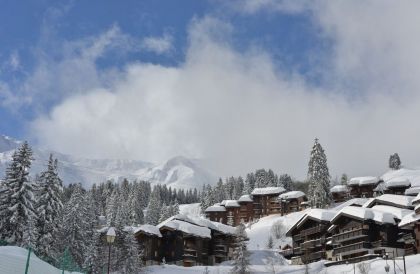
30, 2, 420, 179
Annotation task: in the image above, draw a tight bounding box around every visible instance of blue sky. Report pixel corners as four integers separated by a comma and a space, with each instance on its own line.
1, 1, 420, 178
0, 0, 327, 139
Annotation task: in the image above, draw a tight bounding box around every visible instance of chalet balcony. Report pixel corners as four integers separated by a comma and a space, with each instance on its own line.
300, 225, 326, 237
333, 242, 371, 256
332, 229, 368, 243
300, 238, 324, 249
301, 250, 325, 262
293, 247, 303, 255
183, 249, 197, 262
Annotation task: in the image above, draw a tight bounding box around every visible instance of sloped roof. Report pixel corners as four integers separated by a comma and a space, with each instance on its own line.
278, 191, 306, 200
363, 194, 414, 209
399, 212, 420, 228
238, 195, 253, 203
405, 187, 420, 196
205, 204, 226, 212
251, 187, 285, 195
331, 206, 396, 225
286, 209, 335, 236
412, 192, 420, 205
134, 224, 162, 237
330, 185, 348, 193
385, 178, 411, 188
223, 200, 240, 208
348, 176, 380, 186
371, 205, 413, 220
158, 219, 211, 238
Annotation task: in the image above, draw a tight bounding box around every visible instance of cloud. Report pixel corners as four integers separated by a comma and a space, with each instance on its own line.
28, 3, 420, 180
141, 33, 173, 54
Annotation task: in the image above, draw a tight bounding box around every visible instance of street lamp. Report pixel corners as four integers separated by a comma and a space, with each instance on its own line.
106, 227, 116, 274
383, 253, 390, 273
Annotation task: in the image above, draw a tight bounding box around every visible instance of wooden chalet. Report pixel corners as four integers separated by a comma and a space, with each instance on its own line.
348, 177, 381, 198
327, 206, 405, 265
134, 225, 162, 266
237, 195, 254, 224
135, 215, 237, 267
278, 191, 307, 215
286, 209, 335, 265
221, 200, 241, 226
251, 187, 286, 218
399, 193, 420, 255
374, 178, 411, 196
158, 217, 211, 266
330, 185, 349, 203
205, 204, 227, 224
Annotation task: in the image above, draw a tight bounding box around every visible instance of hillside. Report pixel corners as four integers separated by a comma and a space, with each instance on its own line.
0, 246, 81, 274
0, 135, 216, 189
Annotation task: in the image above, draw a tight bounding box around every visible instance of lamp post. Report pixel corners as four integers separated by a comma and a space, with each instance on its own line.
384, 253, 390, 273
106, 227, 116, 274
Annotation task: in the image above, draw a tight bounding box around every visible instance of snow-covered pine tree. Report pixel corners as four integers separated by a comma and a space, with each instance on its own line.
128, 186, 144, 226
255, 169, 268, 188
105, 189, 120, 226
340, 173, 348, 185
119, 227, 143, 274
60, 184, 90, 267
307, 138, 331, 208
242, 173, 255, 195
35, 154, 63, 259
158, 203, 171, 223
233, 176, 244, 199
0, 142, 37, 247
267, 169, 277, 187
278, 174, 293, 191
389, 153, 402, 170
171, 199, 180, 215
231, 223, 251, 274
145, 188, 162, 225
83, 229, 105, 273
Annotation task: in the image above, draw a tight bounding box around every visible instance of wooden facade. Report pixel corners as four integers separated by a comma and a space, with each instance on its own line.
328, 207, 404, 264
348, 177, 381, 198
237, 195, 254, 224
251, 187, 286, 219
286, 210, 334, 264
330, 185, 349, 203
278, 191, 308, 215
135, 216, 237, 267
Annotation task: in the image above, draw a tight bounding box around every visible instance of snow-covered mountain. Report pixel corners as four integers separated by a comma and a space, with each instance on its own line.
0, 135, 216, 190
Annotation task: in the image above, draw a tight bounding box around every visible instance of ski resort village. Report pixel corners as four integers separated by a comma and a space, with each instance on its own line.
2, 1, 420, 274
2, 137, 420, 274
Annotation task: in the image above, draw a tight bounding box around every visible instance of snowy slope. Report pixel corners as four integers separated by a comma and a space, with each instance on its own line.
0, 246, 81, 274
0, 135, 216, 189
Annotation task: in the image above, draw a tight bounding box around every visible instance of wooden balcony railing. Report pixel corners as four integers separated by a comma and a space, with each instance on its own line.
300, 225, 326, 237
332, 229, 368, 243
300, 238, 324, 249
332, 241, 370, 256
301, 251, 325, 262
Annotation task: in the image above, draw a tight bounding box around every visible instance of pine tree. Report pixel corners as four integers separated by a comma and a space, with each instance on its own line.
35, 154, 63, 259
340, 173, 348, 185
83, 230, 105, 273
158, 203, 171, 223
231, 224, 251, 274
267, 169, 277, 187
145, 188, 162, 225
243, 173, 255, 195
119, 228, 143, 274
106, 189, 120, 226
389, 153, 402, 170
307, 138, 331, 208
278, 174, 293, 191
255, 169, 268, 188
60, 184, 90, 267
0, 142, 37, 247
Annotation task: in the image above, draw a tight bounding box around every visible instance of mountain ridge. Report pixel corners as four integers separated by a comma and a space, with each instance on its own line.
0, 135, 216, 190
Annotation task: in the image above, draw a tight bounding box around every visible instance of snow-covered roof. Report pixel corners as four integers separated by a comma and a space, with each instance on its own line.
223, 200, 240, 208
331, 206, 396, 225
205, 204, 226, 212
278, 191, 306, 200
385, 178, 411, 188
412, 192, 420, 205
363, 194, 414, 209
330, 185, 348, 193
134, 224, 162, 237
405, 187, 420, 196
238, 195, 253, 203
348, 176, 380, 186
373, 182, 387, 192
158, 219, 211, 238
399, 212, 420, 228
371, 205, 413, 220
251, 187, 285, 196
158, 214, 236, 236
286, 209, 335, 236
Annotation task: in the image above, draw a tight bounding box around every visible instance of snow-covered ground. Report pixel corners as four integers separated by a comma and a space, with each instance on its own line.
0, 246, 81, 274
